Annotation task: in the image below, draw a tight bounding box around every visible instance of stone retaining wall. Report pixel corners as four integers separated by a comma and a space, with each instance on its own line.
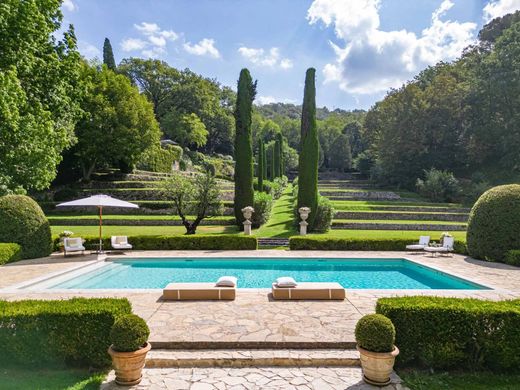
331, 222, 467, 231
335, 211, 468, 222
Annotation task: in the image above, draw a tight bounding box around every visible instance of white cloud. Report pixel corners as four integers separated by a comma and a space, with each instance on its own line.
307, 0, 477, 94
256, 96, 296, 105
184, 38, 221, 58
121, 22, 179, 58
78, 41, 101, 59
238, 46, 293, 69
483, 0, 520, 22
62, 0, 76, 12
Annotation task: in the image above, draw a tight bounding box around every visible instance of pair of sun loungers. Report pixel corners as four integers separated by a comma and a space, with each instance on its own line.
162, 278, 346, 301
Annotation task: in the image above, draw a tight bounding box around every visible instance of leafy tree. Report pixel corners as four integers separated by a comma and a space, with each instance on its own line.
161, 112, 208, 148
0, 0, 82, 194
257, 139, 265, 192
103, 38, 116, 70
233, 69, 256, 227
73, 64, 161, 180
343, 121, 365, 158
329, 134, 352, 171
298, 68, 319, 227
163, 170, 223, 234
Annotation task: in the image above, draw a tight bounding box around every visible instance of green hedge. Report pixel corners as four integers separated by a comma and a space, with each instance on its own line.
289, 236, 467, 253
0, 243, 22, 265
53, 234, 257, 251
252, 191, 273, 228
505, 250, 520, 267
0, 298, 132, 368
376, 297, 520, 371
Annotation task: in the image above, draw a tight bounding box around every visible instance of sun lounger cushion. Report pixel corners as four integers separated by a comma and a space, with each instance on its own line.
216, 276, 237, 287
162, 283, 235, 300
406, 244, 426, 250
271, 282, 345, 300
275, 277, 297, 287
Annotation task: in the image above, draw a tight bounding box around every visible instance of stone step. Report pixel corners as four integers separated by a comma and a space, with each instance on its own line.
257, 238, 290, 247
332, 222, 467, 231
145, 349, 360, 368
335, 211, 468, 222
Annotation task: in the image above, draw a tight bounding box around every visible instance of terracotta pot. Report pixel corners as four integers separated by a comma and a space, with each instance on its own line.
108, 342, 151, 386
357, 345, 399, 386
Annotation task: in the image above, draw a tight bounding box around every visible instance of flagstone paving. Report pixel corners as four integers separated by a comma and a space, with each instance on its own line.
100, 367, 407, 390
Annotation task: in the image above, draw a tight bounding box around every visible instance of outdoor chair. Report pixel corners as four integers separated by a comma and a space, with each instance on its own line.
111, 236, 132, 251
63, 237, 85, 256
424, 236, 455, 257
406, 236, 430, 252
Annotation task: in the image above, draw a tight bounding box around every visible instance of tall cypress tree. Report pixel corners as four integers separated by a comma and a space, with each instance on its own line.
274, 137, 281, 178
103, 38, 117, 71
276, 132, 284, 177
258, 139, 265, 192
233, 69, 256, 227
262, 142, 267, 182
298, 68, 319, 226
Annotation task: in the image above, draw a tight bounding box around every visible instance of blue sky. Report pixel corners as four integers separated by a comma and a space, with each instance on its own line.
62, 0, 520, 110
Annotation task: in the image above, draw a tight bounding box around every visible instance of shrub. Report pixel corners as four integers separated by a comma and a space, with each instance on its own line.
355, 314, 395, 353
0, 243, 22, 265
311, 196, 334, 232
0, 298, 131, 367
138, 144, 183, 173
289, 236, 467, 253
0, 195, 52, 259
53, 234, 258, 251
53, 188, 79, 202
376, 297, 520, 371
110, 314, 150, 352
252, 191, 273, 228
467, 184, 520, 262
353, 151, 376, 175
416, 168, 461, 202
504, 250, 520, 267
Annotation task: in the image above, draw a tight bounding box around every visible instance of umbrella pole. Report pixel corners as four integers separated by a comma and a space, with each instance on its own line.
99, 206, 103, 253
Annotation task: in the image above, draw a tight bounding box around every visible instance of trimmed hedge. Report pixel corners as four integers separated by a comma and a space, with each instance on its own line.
355, 314, 395, 353
53, 234, 258, 251
376, 297, 520, 371
0, 298, 131, 367
467, 184, 520, 262
0, 195, 52, 259
110, 314, 150, 352
252, 191, 273, 228
289, 236, 467, 253
505, 250, 520, 267
0, 243, 22, 265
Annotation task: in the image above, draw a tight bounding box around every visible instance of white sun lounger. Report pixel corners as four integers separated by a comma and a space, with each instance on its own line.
111, 236, 132, 250
63, 237, 85, 256
424, 236, 455, 257
406, 236, 430, 251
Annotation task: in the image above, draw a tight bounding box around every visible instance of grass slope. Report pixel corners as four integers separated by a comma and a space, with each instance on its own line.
255, 185, 297, 238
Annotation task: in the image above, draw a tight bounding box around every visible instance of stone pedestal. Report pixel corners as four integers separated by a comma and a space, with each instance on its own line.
298, 207, 311, 236
241, 206, 255, 236
243, 220, 252, 236
299, 221, 308, 236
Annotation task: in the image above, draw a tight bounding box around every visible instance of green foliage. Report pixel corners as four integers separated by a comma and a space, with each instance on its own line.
298, 68, 319, 226
505, 250, 520, 267
311, 196, 334, 233
74, 64, 161, 180
353, 150, 376, 175
252, 191, 273, 228
0, 298, 132, 367
138, 144, 183, 173
0, 0, 83, 193
162, 112, 208, 148
103, 38, 116, 70
110, 314, 150, 352
289, 236, 467, 253
163, 170, 223, 234
376, 297, 520, 371
467, 185, 520, 262
328, 134, 352, 171
416, 168, 461, 202
0, 195, 52, 259
53, 188, 79, 202
355, 314, 395, 353
234, 69, 256, 227
274, 133, 282, 178
0, 243, 22, 265
257, 139, 265, 191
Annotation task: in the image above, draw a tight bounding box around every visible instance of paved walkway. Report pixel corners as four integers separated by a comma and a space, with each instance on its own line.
100, 367, 407, 390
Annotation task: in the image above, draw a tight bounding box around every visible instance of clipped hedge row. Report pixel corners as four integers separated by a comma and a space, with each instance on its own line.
289, 236, 467, 253
53, 234, 258, 251
0, 243, 22, 265
376, 297, 520, 371
505, 250, 520, 267
0, 298, 132, 367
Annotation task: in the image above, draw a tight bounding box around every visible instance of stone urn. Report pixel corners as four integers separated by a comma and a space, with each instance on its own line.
357, 345, 399, 386
108, 342, 151, 386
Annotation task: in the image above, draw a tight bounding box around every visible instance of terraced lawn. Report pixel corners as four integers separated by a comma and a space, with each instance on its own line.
47, 215, 234, 221
305, 230, 467, 241
255, 185, 297, 238
51, 225, 240, 236
334, 219, 467, 225
332, 200, 466, 210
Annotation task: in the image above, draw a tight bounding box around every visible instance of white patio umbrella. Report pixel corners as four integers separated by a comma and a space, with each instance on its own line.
57, 194, 139, 253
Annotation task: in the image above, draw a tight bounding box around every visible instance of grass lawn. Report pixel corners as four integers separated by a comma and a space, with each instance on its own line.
255, 185, 297, 239
399, 370, 520, 390
0, 367, 106, 390
48, 214, 234, 221
305, 230, 467, 241
51, 225, 240, 236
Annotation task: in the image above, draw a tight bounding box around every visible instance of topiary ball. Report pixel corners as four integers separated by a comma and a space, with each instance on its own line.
110, 314, 150, 352
355, 314, 395, 353
0, 195, 52, 259
467, 184, 520, 262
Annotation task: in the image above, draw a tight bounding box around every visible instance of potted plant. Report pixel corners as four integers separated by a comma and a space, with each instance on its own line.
355, 314, 399, 386
108, 314, 151, 386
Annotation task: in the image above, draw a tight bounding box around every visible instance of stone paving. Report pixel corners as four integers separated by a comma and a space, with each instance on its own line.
100, 367, 407, 390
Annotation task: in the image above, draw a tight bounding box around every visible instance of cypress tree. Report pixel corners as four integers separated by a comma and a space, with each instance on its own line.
258, 139, 265, 192
262, 142, 267, 181
276, 132, 284, 177
103, 38, 117, 71
297, 68, 319, 226
233, 69, 256, 227
274, 137, 281, 178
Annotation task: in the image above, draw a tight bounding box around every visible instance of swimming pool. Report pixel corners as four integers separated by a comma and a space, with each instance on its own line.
48, 258, 487, 290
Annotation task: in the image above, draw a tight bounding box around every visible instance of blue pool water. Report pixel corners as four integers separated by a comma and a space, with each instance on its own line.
50, 258, 487, 290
